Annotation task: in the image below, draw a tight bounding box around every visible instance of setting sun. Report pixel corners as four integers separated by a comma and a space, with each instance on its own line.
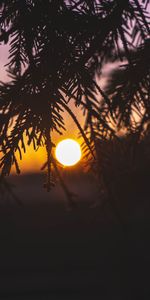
55, 139, 82, 166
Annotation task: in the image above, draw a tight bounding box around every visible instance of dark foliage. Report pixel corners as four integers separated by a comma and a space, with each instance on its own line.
0, 0, 149, 197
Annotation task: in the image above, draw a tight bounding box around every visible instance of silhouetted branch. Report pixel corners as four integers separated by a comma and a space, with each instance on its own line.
0, 0, 149, 207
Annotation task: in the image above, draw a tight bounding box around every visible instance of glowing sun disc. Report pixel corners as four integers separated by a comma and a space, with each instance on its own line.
55, 139, 81, 166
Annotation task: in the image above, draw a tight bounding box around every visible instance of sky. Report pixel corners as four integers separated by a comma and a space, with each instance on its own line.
0, 43, 86, 173
0, 33, 111, 174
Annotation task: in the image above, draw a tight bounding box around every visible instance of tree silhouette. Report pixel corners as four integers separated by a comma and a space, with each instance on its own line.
0, 0, 149, 195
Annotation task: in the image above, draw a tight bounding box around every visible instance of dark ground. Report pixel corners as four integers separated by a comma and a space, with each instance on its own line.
0, 173, 150, 299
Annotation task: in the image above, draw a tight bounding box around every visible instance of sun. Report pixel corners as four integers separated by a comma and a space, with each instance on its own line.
55, 139, 82, 167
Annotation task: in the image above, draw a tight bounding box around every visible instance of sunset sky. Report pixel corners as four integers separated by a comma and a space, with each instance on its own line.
0, 43, 85, 173
0, 40, 109, 173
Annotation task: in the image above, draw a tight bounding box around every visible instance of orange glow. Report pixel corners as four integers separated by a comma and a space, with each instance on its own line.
55, 139, 81, 166
8, 102, 85, 174
11, 143, 47, 174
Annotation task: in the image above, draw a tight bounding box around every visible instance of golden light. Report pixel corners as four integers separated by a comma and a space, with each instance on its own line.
55, 139, 82, 166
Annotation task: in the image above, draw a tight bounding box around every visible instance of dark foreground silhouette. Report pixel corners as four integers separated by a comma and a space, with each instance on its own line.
0, 173, 150, 299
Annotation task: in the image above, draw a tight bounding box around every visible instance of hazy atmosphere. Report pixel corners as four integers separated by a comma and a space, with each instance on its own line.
0, 1, 150, 299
